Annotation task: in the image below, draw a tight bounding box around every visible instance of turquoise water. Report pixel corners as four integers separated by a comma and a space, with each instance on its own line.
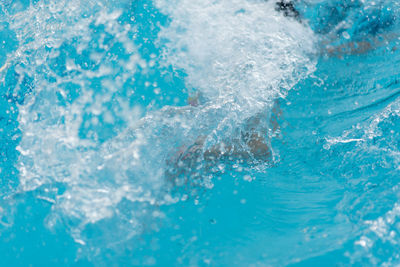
1, 0, 400, 266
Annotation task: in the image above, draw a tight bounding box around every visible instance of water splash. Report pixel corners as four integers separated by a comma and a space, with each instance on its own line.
3, 0, 317, 249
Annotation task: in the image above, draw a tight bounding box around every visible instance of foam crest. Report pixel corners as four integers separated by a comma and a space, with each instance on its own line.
156, 0, 316, 104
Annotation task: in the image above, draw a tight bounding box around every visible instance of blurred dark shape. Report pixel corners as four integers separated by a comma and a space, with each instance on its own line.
275, 0, 300, 19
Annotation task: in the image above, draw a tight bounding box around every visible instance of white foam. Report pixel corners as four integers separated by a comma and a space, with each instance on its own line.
156, 0, 316, 104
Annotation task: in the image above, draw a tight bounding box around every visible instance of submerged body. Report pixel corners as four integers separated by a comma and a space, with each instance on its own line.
165, 0, 397, 184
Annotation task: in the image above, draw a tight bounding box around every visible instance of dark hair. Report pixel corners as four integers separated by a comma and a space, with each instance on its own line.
275, 1, 300, 19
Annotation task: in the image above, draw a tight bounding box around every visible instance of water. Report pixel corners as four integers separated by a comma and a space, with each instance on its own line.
0, 0, 400, 266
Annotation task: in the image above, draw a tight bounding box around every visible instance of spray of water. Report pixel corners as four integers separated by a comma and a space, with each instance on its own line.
2, 0, 317, 245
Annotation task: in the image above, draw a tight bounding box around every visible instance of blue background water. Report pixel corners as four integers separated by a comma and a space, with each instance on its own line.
1, 0, 400, 266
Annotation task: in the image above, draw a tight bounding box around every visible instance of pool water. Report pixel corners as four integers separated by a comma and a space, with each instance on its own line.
1, 0, 400, 266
